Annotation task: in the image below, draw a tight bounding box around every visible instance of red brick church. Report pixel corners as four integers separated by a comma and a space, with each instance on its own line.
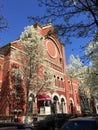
0, 23, 81, 118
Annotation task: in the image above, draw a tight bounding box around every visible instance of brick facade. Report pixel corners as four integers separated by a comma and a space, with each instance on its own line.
0, 23, 81, 117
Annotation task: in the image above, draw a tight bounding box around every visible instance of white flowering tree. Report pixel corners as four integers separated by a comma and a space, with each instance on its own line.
66, 55, 86, 79
84, 33, 98, 99
66, 55, 91, 112
66, 54, 91, 95
82, 33, 98, 113
67, 33, 98, 113
12, 25, 53, 122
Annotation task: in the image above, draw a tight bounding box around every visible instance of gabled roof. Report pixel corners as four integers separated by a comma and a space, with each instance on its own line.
34, 23, 63, 46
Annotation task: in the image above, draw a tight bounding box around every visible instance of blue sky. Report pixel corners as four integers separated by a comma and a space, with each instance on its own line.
0, 0, 91, 64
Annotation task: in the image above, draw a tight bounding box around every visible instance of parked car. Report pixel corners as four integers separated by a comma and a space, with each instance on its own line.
0, 122, 34, 130
61, 116, 98, 130
34, 113, 70, 130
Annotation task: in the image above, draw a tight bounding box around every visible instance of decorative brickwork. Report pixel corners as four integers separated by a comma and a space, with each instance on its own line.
0, 23, 81, 117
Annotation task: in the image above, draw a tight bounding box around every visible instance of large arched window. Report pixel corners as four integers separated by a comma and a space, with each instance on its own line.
52, 96, 59, 114
70, 99, 74, 114
61, 98, 65, 113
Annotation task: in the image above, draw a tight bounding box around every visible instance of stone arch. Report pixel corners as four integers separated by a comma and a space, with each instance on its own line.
60, 95, 67, 113
69, 97, 74, 104
60, 95, 66, 102
69, 97, 74, 114
52, 92, 59, 102
48, 37, 62, 59
51, 93, 59, 114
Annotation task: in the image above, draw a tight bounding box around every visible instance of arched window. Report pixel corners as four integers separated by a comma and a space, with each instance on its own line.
60, 78, 64, 88
70, 100, 74, 114
52, 96, 59, 114
61, 98, 65, 113
57, 76, 60, 87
